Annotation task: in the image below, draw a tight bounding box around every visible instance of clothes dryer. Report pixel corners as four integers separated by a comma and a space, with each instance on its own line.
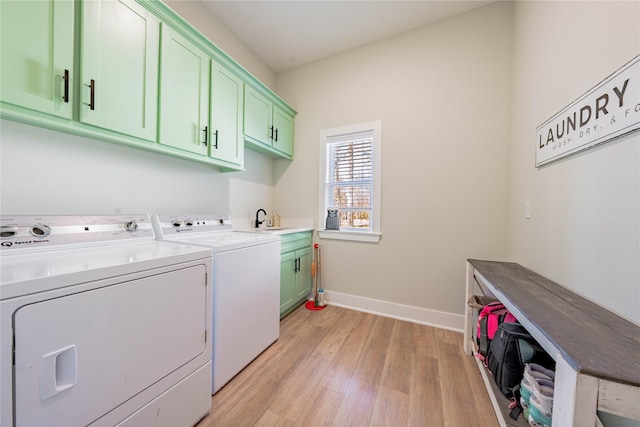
0, 215, 213, 426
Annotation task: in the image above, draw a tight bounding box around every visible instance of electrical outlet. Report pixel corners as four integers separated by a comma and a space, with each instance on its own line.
525, 201, 532, 219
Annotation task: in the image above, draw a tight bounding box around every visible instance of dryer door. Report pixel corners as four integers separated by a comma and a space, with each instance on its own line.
13, 265, 208, 426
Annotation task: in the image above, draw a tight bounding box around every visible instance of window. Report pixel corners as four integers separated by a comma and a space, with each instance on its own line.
318, 121, 382, 243
326, 134, 372, 230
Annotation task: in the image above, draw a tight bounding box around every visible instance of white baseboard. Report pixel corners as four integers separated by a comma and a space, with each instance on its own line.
324, 290, 464, 332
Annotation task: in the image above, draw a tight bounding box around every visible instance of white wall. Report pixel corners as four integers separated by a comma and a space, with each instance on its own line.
0, 120, 225, 214
0, 119, 279, 217
507, 1, 640, 325
275, 2, 513, 318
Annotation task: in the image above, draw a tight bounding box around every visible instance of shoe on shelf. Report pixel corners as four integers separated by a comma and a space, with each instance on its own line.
520, 376, 554, 402
520, 377, 554, 417
520, 363, 554, 424
528, 392, 553, 427
525, 363, 555, 381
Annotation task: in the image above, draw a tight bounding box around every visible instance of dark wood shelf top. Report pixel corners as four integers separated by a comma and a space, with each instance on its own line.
468, 259, 640, 387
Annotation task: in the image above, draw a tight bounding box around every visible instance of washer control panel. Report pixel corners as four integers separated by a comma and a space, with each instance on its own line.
151, 214, 231, 238
0, 215, 154, 252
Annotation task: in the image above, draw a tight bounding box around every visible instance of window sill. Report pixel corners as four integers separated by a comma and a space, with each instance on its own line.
317, 230, 382, 243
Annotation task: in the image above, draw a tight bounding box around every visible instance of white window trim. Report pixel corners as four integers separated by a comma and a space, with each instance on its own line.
318, 120, 382, 243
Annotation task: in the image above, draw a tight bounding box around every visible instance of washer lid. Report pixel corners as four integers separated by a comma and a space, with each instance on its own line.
0, 240, 211, 300
164, 230, 280, 251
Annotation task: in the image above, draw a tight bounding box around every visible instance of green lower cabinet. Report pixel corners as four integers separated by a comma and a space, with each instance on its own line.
294, 246, 312, 300
280, 251, 297, 315
279, 232, 313, 318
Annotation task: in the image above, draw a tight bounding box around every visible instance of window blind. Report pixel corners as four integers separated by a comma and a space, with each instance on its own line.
326, 132, 373, 230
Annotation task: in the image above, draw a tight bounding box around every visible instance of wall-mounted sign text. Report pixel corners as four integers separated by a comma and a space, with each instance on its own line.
536, 55, 639, 167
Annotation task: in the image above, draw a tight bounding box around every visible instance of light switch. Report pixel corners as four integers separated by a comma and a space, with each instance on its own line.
525, 201, 532, 219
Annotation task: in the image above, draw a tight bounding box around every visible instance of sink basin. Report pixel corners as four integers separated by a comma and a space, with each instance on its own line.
253, 227, 296, 233
235, 227, 303, 234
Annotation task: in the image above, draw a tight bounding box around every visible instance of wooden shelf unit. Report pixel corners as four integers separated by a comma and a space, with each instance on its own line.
463, 260, 640, 427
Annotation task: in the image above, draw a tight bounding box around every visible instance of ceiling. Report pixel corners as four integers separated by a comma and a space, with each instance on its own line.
201, 1, 497, 73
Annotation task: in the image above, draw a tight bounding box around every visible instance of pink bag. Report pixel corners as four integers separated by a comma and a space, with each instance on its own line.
476, 302, 517, 359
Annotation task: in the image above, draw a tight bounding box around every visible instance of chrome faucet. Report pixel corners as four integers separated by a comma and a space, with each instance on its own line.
255, 209, 267, 228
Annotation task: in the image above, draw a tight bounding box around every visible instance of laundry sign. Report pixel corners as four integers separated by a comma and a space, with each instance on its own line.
536, 55, 640, 167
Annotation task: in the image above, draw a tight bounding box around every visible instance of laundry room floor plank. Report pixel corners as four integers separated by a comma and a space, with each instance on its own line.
197, 304, 498, 427
408, 352, 443, 426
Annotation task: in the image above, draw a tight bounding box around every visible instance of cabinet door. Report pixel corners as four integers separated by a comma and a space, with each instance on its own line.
272, 106, 294, 157
210, 60, 244, 166
280, 251, 296, 316
294, 247, 313, 301
0, 0, 74, 119
159, 25, 209, 156
244, 86, 272, 146
80, 0, 158, 141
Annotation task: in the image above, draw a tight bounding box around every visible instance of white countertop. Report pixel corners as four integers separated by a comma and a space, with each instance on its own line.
234, 227, 313, 235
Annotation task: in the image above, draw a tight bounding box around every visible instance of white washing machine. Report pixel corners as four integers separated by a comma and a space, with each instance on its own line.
151, 214, 280, 394
0, 215, 213, 427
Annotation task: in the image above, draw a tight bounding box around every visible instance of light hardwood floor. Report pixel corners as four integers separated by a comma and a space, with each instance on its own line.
197, 304, 498, 426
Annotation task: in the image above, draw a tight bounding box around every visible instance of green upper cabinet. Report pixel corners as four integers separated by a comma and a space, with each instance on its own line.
1, 0, 294, 169
244, 86, 271, 146
244, 85, 295, 159
209, 59, 244, 167
272, 105, 294, 156
158, 24, 209, 156
0, 0, 74, 120
80, 0, 159, 141
158, 27, 243, 168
